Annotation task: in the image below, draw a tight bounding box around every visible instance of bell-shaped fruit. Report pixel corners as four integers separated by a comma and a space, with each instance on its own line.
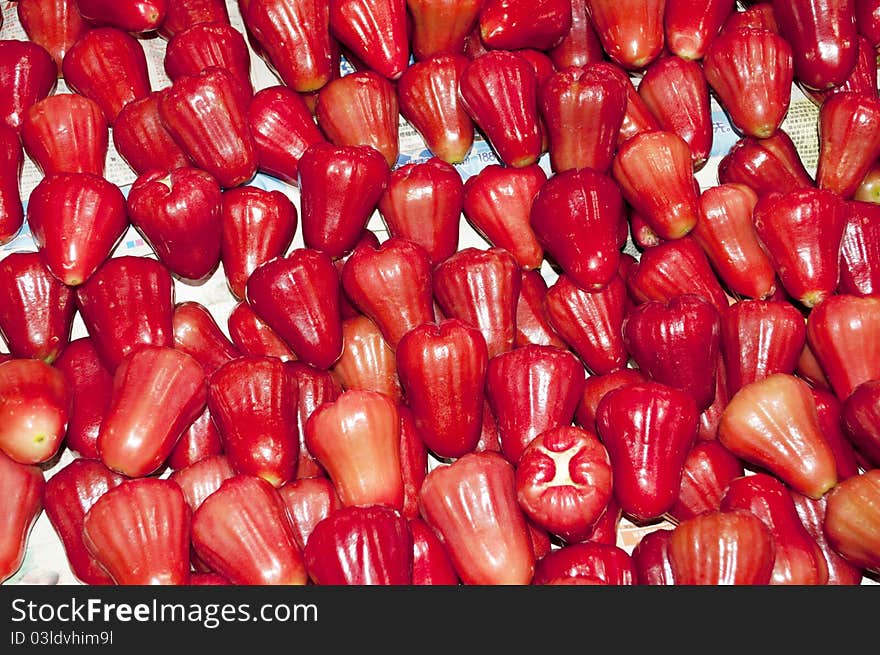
717, 129, 814, 197
816, 91, 880, 199
823, 469, 880, 574
172, 301, 239, 378
164, 22, 253, 97
667, 440, 744, 524
227, 300, 297, 362
329, 0, 410, 80
112, 91, 193, 177
0, 39, 57, 132
0, 451, 45, 584
331, 315, 402, 402
664, 0, 735, 60
407, 0, 482, 60
17, 0, 89, 72
584, 0, 665, 70
839, 200, 880, 296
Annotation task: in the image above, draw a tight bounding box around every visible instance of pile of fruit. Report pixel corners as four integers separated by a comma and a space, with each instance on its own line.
2, 0, 880, 586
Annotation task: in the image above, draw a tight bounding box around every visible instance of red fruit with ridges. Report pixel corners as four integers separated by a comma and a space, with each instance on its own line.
0, 358, 70, 465
463, 164, 546, 271
21, 93, 107, 177
575, 368, 646, 433
168, 454, 235, 512
479, 0, 572, 50
703, 28, 794, 139
856, 0, 880, 45
247, 85, 326, 185
329, 0, 410, 80
632, 529, 675, 585
397, 54, 474, 164
668, 440, 744, 524
419, 451, 535, 585
515, 270, 567, 349
82, 478, 191, 585
167, 405, 224, 470
227, 301, 297, 362
0, 450, 44, 584
752, 188, 849, 308
544, 273, 629, 376
596, 380, 699, 523
305, 389, 404, 509
407, 0, 482, 60
397, 405, 428, 520
584, 0, 665, 70
721, 473, 829, 585
172, 301, 240, 377
112, 92, 193, 177
458, 50, 543, 168
17, 0, 89, 72
54, 338, 113, 459
75, 0, 167, 33
42, 458, 124, 585
410, 517, 459, 585
720, 298, 807, 397
0, 251, 76, 363
278, 477, 343, 551
158, 0, 230, 39
816, 92, 880, 200
377, 157, 463, 265
75, 256, 175, 372
159, 66, 257, 188
811, 386, 861, 480
331, 315, 402, 402
62, 27, 151, 125
396, 319, 488, 459
823, 469, 880, 574
220, 185, 297, 301
0, 40, 57, 132
612, 130, 700, 240
549, 0, 605, 69
717, 129, 814, 197
486, 344, 586, 465
722, 2, 779, 34
286, 361, 341, 479
790, 490, 864, 585
839, 201, 880, 296
718, 373, 839, 499
664, 0, 734, 60
667, 509, 775, 584
532, 541, 636, 584
841, 380, 880, 467
803, 36, 879, 105
304, 504, 413, 584
0, 125, 24, 244
164, 22, 253, 97
191, 474, 308, 584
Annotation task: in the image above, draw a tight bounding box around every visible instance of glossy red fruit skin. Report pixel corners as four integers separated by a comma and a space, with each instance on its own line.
752, 188, 849, 308
0, 125, 24, 244
0, 358, 70, 465
722, 2, 779, 34
279, 477, 343, 551
54, 338, 113, 459
191, 474, 308, 585
286, 361, 340, 479
220, 185, 297, 301
0, 450, 45, 584
532, 541, 636, 585
668, 440, 744, 524
98, 346, 207, 478
172, 302, 239, 379
341, 237, 435, 349
668, 509, 776, 584
0, 40, 57, 132
75, 256, 175, 372
167, 405, 224, 470
811, 386, 862, 480
17, 0, 89, 73
82, 478, 191, 585
126, 167, 223, 282
515, 270, 567, 349
694, 182, 777, 300
717, 129, 814, 198
409, 517, 459, 585
772, 0, 859, 91
462, 164, 547, 271
246, 248, 343, 369
664, 0, 734, 60
530, 167, 623, 292
840, 201, 880, 296
719, 373, 839, 499
433, 247, 521, 359
623, 294, 722, 411
816, 92, 880, 200
549, 0, 604, 68
304, 504, 413, 585
168, 453, 235, 512
75, 0, 167, 33
486, 344, 586, 465
479, 0, 571, 50
61, 27, 151, 125
515, 426, 613, 544
21, 93, 107, 177
247, 85, 326, 185
41, 458, 125, 585
397, 54, 474, 164
596, 380, 700, 523
632, 528, 676, 585
396, 319, 488, 459
856, 0, 880, 45
112, 92, 193, 177
159, 0, 230, 39
721, 473, 828, 585
164, 22, 253, 97
227, 300, 297, 362
158, 66, 257, 188
703, 27, 794, 139
544, 274, 629, 376
720, 298, 807, 397
638, 55, 714, 167
406, 0, 481, 60
575, 368, 646, 434
806, 294, 880, 402
0, 251, 76, 363
842, 380, 880, 467
331, 315, 402, 402
612, 130, 700, 240
790, 490, 864, 585
377, 157, 464, 265
297, 142, 389, 259
585, 0, 665, 71
804, 36, 879, 105
208, 356, 299, 487
458, 50, 543, 168
419, 451, 535, 585
822, 469, 880, 574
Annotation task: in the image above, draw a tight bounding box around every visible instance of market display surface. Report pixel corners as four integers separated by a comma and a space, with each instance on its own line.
2, 0, 880, 586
